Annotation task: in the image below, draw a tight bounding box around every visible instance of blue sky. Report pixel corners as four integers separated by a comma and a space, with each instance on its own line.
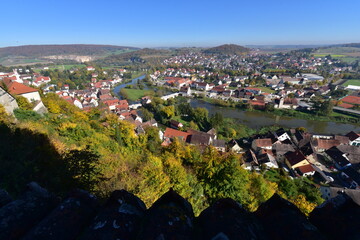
1, 0, 360, 47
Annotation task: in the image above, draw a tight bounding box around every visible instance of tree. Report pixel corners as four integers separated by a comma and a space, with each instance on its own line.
312, 98, 334, 116
319, 100, 334, 116
195, 147, 250, 205
63, 147, 102, 192
119, 88, 129, 100
290, 194, 317, 216
287, 93, 295, 98
189, 121, 199, 130
142, 108, 154, 121
15, 96, 33, 110
160, 105, 175, 119
191, 107, 209, 130
0, 104, 13, 123
210, 112, 224, 128
265, 103, 275, 112
177, 103, 193, 116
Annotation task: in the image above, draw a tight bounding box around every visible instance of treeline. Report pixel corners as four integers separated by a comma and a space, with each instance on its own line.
40, 66, 128, 90
203, 44, 250, 55
0, 44, 137, 58
95, 48, 172, 66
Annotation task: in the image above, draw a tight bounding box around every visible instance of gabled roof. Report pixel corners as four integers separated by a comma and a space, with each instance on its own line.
228, 139, 239, 148
334, 135, 350, 145
6, 81, 38, 95
164, 128, 190, 142
253, 138, 272, 148
212, 139, 226, 148
285, 150, 307, 166
189, 133, 211, 145
325, 147, 350, 168
297, 164, 315, 175
346, 131, 360, 141
314, 139, 340, 150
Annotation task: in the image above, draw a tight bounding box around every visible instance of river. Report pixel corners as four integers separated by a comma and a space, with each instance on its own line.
113, 75, 359, 134
189, 99, 360, 135
113, 74, 146, 99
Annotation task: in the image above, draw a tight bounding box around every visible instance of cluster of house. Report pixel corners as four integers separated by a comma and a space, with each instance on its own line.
163, 51, 352, 74
247, 128, 360, 188
149, 62, 360, 114
0, 67, 133, 115
151, 71, 343, 110
0, 70, 47, 114
160, 120, 242, 154
55, 77, 122, 111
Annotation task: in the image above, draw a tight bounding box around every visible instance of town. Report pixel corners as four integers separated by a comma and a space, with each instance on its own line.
1, 47, 359, 205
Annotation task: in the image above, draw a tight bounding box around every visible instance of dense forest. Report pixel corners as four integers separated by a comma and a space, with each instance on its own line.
203, 44, 250, 55
0, 44, 138, 58
95, 48, 173, 66
0, 93, 323, 216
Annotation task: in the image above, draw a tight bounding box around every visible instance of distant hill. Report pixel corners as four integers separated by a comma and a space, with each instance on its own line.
333, 43, 360, 48
0, 44, 138, 58
313, 43, 360, 58
96, 48, 173, 66
203, 44, 249, 55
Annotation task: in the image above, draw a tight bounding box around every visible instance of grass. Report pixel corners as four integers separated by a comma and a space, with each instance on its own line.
121, 88, 153, 101
342, 79, 360, 87
337, 57, 359, 63
257, 87, 275, 94
172, 115, 191, 127
131, 71, 147, 79
33, 64, 85, 72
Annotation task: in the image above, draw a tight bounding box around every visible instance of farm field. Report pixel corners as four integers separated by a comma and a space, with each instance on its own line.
33, 64, 85, 72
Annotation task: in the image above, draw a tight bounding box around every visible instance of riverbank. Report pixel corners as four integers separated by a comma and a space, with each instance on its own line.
197, 97, 360, 125
189, 98, 360, 134
113, 71, 147, 88
113, 74, 147, 99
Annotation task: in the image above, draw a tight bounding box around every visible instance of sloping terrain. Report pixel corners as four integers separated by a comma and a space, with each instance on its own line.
203, 44, 250, 55
95, 48, 173, 66
0, 44, 138, 66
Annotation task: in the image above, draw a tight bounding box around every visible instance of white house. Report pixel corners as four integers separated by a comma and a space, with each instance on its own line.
6, 81, 41, 102
346, 131, 360, 147
32, 76, 51, 87
0, 86, 19, 115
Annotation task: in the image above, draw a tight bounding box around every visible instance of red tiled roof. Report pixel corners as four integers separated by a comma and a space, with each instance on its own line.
35, 76, 50, 82
118, 100, 129, 106
7, 82, 38, 95
249, 100, 266, 106
103, 99, 120, 106
254, 138, 272, 147
297, 164, 315, 174
164, 77, 184, 81
164, 128, 190, 142
315, 139, 340, 150
245, 87, 261, 91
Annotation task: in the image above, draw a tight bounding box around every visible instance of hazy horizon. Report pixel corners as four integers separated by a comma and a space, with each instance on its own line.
0, 42, 349, 49
1, 0, 360, 48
